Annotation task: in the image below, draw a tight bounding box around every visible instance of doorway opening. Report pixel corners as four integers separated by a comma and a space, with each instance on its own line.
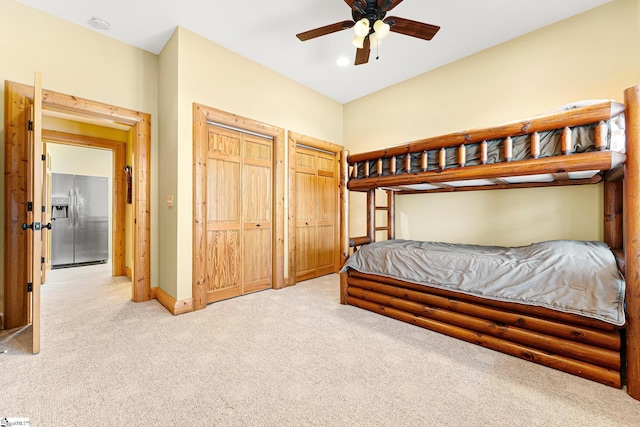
3, 80, 151, 330
43, 128, 128, 279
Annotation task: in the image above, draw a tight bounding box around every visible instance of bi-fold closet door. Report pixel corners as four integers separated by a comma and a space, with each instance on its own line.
294, 146, 339, 282
205, 124, 273, 304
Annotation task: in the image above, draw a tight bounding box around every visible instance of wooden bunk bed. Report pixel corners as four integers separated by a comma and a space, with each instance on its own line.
339, 83, 640, 400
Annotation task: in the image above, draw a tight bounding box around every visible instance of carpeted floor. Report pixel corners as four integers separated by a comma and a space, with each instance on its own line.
2, 263, 640, 426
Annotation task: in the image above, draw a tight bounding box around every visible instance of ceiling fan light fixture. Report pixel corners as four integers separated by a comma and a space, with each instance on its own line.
354, 18, 370, 37
373, 19, 390, 40
351, 35, 365, 49
369, 32, 382, 48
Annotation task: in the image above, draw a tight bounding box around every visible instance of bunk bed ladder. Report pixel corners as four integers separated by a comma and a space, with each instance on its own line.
374, 190, 395, 241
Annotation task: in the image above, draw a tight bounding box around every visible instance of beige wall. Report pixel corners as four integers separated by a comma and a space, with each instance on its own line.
158, 27, 344, 301
0, 0, 159, 313
344, 0, 640, 246
157, 30, 180, 301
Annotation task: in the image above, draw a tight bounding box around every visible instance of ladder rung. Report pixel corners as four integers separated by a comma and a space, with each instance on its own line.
375, 227, 390, 231
375, 206, 390, 210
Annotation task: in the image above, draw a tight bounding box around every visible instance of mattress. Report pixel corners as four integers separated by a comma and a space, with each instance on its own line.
341, 239, 626, 326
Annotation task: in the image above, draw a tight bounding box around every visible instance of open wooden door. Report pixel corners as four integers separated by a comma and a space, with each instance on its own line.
25, 72, 44, 354
42, 145, 52, 284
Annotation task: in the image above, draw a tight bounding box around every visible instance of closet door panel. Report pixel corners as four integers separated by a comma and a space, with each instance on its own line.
295, 225, 316, 279
317, 172, 336, 275
243, 227, 271, 292
242, 134, 272, 293
205, 128, 242, 302
207, 159, 240, 222
295, 152, 317, 280
206, 230, 241, 301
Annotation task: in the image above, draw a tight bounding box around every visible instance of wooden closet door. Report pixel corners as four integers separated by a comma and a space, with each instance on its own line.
295, 148, 318, 280
242, 134, 273, 293
205, 126, 242, 303
316, 152, 338, 277
295, 147, 338, 281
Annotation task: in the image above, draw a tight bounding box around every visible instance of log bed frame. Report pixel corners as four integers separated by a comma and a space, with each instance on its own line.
339, 84, 640, 400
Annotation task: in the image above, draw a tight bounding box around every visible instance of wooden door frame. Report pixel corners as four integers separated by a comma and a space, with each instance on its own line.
4, 80, 151, 329
288, 131, 342, 286
42, 130, 127, 278
193, 103, 285, 311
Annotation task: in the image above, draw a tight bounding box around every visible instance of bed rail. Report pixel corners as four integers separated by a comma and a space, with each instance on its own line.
346, 100, 625, 193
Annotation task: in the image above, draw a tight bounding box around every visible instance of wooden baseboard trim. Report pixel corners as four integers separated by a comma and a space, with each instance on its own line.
154, 287, 193, 316
125, 266, 132, 280
0, 313, 3, 330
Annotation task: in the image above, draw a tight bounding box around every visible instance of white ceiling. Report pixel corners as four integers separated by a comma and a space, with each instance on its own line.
23, 0, 612, 104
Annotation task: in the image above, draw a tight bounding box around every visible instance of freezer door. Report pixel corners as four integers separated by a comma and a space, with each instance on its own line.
51, 173, 75, 267
74, 175, 109, 264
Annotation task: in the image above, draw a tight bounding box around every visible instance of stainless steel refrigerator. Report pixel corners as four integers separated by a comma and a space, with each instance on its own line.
51, 173, 109, 268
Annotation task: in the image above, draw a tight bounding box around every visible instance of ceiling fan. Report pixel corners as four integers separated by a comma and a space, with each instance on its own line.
296, 0, 440, 65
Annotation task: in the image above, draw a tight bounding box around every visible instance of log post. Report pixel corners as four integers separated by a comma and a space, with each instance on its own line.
377, 158, 383, 176
459, 144, 466, 167
624, 83, 640, 400
366, 188, 376, 244
562, 127, 572, 154
390, 156, 397, 175
387, 190, 395, 240
439, 148, 446, 169
364, 160, 370, 178
504, 137, 513, 162
421, 150, 428, 171
604, 179, 623, 250
480, 141, 488, 165
531, 132, 541, 159
596, 121, 607, 151
405, 153, 412, 174
340, 150, 350, 304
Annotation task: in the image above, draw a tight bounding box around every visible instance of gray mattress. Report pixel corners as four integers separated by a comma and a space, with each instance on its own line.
341, 239, 626, 326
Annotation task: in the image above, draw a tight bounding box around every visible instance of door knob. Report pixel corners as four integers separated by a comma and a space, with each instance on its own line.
21, 222, 41, 231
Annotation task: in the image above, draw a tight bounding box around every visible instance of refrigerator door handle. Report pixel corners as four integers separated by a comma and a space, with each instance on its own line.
69, 189, 75, 227
73, 188, 80, 228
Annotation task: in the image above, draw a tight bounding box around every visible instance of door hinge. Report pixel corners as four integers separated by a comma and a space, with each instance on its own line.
27, 282, 33, 293
41, 256, 45, 264
42, 154, 46, 161
27, 201, 33, 212
28, 120, 33, 131
42, 205, 46, 213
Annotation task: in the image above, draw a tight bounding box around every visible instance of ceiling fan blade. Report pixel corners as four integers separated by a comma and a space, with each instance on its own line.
355, 36, 371, 65
378, 0, 404, 12
386, 16, 440, 40
344, 0, 366, 13
296, 20, 355, 41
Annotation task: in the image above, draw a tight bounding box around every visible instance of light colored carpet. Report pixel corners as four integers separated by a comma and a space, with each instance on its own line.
2, 263, 640, 426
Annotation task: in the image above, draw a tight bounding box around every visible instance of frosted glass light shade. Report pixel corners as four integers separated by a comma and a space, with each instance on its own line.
373, 19, 390, 39
351, 35, 365, 49
369, 32, 382, 48
354, 18, 370, 37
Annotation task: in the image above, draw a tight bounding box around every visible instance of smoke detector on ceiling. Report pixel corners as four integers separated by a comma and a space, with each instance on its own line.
89, 17, 110, 31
